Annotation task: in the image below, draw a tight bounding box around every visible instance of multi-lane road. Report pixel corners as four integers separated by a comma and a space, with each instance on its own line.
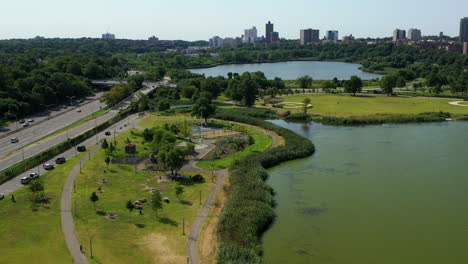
0, 81, 160, 181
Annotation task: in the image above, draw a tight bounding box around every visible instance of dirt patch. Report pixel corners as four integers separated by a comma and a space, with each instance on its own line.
199, 182, 229, 264
112, 156, 146, 164
141, 233, 186, 264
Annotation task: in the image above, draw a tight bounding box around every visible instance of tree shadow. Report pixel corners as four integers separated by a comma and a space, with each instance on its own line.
176, 177, 204, 186
96, 210, 106, 216
180, 200, 193, 206
135, 223, 146, 229
158, 217, 178, 226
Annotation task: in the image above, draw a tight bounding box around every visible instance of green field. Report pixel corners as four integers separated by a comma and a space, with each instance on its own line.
0, 153, 87, 264
266, 94, 468, 116
73, 126, 213, 264
196, 135, 272, 170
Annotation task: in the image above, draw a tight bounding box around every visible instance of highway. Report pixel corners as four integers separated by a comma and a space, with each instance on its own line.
0, 81, 160, 177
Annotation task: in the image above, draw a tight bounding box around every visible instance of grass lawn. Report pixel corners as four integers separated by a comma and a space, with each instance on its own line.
0, 153, 87, 264
196, 135, 272, 170
73, 136, 213, 264
138, 115, 192, 129
265, 94, 468, 116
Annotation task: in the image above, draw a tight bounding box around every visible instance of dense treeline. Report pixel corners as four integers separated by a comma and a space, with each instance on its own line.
214, 108, 315, 263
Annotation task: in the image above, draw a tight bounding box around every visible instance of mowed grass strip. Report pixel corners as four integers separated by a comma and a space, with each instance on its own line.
73, 143, 213, 263
0, 153, 87, 264
196, 135, 273, 170
265, 94, 468, 116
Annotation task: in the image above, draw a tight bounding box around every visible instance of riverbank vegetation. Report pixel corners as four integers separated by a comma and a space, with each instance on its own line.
213, 108, 315, 263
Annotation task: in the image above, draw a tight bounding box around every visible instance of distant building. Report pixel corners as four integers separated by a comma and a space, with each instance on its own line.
148, 36, 159, 41
343, 34, 355, 42
460, 17, 468, 42
408, 28, 422, 40
271, 32, 279, 42
243, 26, 258, 43
439, 32, 444, 38
326, 30, 339, 41
300, 29, 320, 45
209, 36, 224, 48
223, 37, 240, 46
266, 21, 274, 43
464, 42, 468, 55
393, 29, 406, 41
102, 33, 115, 39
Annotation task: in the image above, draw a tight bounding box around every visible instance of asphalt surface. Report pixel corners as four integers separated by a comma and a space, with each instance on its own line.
0, 93, 103, 139
0, 82, 160, 195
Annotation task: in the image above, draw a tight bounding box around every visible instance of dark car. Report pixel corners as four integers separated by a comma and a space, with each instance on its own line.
77, 145, 86, 152
55, 157, 66, 164
105, 131, 111, 136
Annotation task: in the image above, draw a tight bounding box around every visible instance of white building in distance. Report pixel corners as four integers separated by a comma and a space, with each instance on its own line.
102, 33, 115, 39
243, 26, 258, 43
408, 28, 422, 40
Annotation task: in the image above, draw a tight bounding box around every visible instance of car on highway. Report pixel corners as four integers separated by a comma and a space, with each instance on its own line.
22, 122, 29, 127
21, 172, 40, 185
43, 163, 54, 170
28, 119, 34, 122
10, 138, 19, 143
77, 145, 86, 152
55, 157, 66, 164
105, 131, 111, 136
19, 119, 25, 124
0, 193, 4, 200
77, 109, 82, 112
63, 105, 68, 109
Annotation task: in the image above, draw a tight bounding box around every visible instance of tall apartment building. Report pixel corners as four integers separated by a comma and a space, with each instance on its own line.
102, 33, 116, 39
243, 26, 258, 43
393, 29, 406, 41
209, 36, 224, 48
408, 28, 422, 40
300, 29, 320, 45
266, 21, 274, 43
326, 30, 339, 41
461, 17, 468, 42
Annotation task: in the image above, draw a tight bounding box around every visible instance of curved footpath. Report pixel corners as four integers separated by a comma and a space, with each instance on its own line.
186, 126, 281, 264
449, 101, 468, 107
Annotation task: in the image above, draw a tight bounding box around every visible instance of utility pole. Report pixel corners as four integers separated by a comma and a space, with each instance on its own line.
182, 218, 185, 235
89, 238, 93, 258
199, 191, 201, 205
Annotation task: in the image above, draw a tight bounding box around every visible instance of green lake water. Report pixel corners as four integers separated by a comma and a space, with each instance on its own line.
263, 120, 468, 264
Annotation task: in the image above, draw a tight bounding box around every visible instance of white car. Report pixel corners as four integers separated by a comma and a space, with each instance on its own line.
43, 163, 54, 170
28, 119, 34, 122
10, 138, 19, 143
77, 109, 82, 112
21, 172, 40, 185
0, 193, 4, 200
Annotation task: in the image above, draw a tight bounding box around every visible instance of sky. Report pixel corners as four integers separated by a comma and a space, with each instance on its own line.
1, 0, 467, 41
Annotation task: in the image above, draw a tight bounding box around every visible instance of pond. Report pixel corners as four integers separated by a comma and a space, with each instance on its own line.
262, 120, 468, 264
188, 61, 382, 80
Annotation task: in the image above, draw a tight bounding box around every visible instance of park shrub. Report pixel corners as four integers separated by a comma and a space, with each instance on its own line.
311, 111, 451, 126
285, 113, 312, 122
214, 108, 315, 263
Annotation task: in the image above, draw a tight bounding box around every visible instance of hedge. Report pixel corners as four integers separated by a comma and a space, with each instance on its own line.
0, 106, 135, 184
214, 108, 315, 263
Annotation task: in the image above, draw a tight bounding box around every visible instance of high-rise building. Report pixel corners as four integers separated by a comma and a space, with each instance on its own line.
326, 30, 339, 41
271, 32, 279, 42
243, 26, 258, 43
464, 42, 468, 55
408, 28, 422, 41
300, 29, 320, 45
266, 21, 274, 43
209, 36, 224, 48
102, 33, 115, 39
393, 29, 406, 41
460, 17, 468, 42
148, 36, 159, 41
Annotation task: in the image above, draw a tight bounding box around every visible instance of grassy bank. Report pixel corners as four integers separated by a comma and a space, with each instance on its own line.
0, 152, 86, 264
73, 123, 214, 264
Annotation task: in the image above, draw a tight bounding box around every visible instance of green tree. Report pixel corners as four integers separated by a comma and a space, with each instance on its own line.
380, 74, 398, 96
29, 179, 44, 199
302, 98, 312, 114
126, 200, 135, 222
157, 100, 170, 111
159, 147, 187, 176
105, 157, 111, 169
321, 80, 336, 92
192, 96, 216, 124
344, 76, 363, 96
175, 186, 185, 201
151, 190, 163, 218
101, 139, 109, 150
298, 75, 313, 88
108, 142, 115, 154
90, 192, 99, 209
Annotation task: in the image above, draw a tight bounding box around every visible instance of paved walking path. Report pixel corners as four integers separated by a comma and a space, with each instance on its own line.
60, 146, 100, 264
449, 101, 468, 106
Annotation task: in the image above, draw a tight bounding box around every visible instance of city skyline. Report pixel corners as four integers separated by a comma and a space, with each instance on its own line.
1, 0, 468, 40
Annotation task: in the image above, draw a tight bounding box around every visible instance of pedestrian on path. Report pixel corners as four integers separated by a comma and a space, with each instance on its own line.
11, 195, 15, 202
80, 244, 83, 253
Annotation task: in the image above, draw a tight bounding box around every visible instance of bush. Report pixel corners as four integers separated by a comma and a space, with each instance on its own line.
285, 113, 311, 121
214, 109, 315, 263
